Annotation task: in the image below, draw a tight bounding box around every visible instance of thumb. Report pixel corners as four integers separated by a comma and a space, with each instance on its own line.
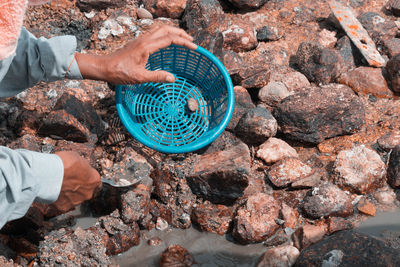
142, 70, 175, 83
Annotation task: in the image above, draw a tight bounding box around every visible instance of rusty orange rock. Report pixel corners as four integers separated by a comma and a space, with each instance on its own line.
357, 198, 376, 216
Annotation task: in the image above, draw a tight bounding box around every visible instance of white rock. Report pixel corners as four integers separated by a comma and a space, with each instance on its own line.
156, 217, 169, 231
257, 245, 300, 267
137, 7, 153, 19
258, 82, 291, 106
257, 137, 298, 164
84, 10, 96, 19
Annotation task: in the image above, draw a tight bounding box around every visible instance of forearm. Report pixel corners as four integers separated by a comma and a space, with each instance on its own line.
75, 53, 109, 82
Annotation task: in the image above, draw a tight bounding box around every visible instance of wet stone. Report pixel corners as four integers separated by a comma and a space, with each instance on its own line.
120, 184, 151, 225
301, 183, 354, 219
385, 54, 400, 93
186, 142, 250, 205
294, 230, 400, 267
357, 198, 376, 216
257, 137, 298, 164
333, 145, 386, 194
273, 84, 365, 144
226, 86, 255, 131
235, 106, 277, 146
257, 25, 281, 42
378, 130, 400, 151
295, 42, 347, 84
160, 245, 195, 267
267, 157, 313, 188
233, 193, 280, 244
339, 67, 393, 99
148, 237, 162, 246
257, 245, 300, 267
292, 224, 327, 250
388, 145, 400, 188
191, 201, 233, 235
39, 110, 92, 143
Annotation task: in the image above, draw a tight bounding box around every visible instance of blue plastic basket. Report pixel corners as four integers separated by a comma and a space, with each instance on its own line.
115, 44, 234, 153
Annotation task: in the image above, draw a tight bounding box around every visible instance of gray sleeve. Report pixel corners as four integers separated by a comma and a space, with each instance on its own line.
0, 146, 64, 229
0, 27, 83, 98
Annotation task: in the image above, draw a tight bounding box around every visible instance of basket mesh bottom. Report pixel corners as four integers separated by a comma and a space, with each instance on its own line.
122, 75, 211, 146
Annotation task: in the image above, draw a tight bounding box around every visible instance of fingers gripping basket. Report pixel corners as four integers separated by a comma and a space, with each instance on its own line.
116, 45, 234, 153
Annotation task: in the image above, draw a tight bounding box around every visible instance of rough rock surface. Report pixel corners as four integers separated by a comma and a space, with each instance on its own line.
225, 0, 267, 10
233, 193, 280, 244
191, 201, 233, 235
301, 183, 354, 219
267, 157, 313, 188
386, 54, 400, 93
292, 224, 327, 250
257, 245, 300, 267
227, 86, 256, 130
273, 84, 365, 144
160, 245, 195, 267
333, 145, 386, 194
257, 137, 298, 164
142, 0, 187, 19
388, 145, 400, 188
235, 107, 278, 145
294, 230, 400, 267
378, 131, 400, 151
258, 82, 291, 107
357, 198, 376, 216
339, 67, 393, 98
77, 0, 127, 11
120, 184, 151, 225
186, 142, 250, 204
281, 202, 299, 229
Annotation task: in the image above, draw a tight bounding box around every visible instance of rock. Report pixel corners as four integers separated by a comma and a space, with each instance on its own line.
267, 157, 314, 188
378, 130, 400, 151
232, 193, 280, 244
292, 224, 326, 250
258, 82, 291, 107
388, 145, 400, 188
156, 217, 169, 231
339, 67, 393, 98
0, 256, 15, 267
182, 0, 224, 32
333, 145, 386, 194
281, 202, 299, 229
137, 7, 154, 19
15, 110, 40, 136
53, 93, 104, 137
281, 71, 310, 92
318, 29, 337, 48
291, 171, 322, 189
327, 217, 353, 235
54, 140, 97, 166
295, 42, 347, 84
222, 20, 258, 52
385, 54, 400, 93
374, 187, 397, 205
387, 0, 400, 16
8, 134, 41, 152
39, 110, 92, 143
294, 230, 400, 267
263, 229, 291, 247
232, 65, 270, 89
148, 237, 163, 246
160, 245, 195, 267
223, 50, 244, 77
301, 183, 354, 219
201, 131, 243, 154
225, 0, 267, 10
257, 25, 281, 42
142, 0, 186, 19
38, 227, 111, 266
186, 142, 250, 204
257, 245, 300, 267
336, 36, 361, 70
227, 86, 256, 130
383, 38, 400, 58
357, 12, 398, 44
357, 198, 376, 216
120, 184, 151, 225
273, 84, 365, 144
235, 107, 277, 145
257, 138, 298, 164
192, 29, 224, 61
191, 201, 233, 235
77, 0, 127, 11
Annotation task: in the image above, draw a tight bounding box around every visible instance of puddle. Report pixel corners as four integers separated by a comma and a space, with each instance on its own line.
356, 209, 400, 237
113, 227, 266, 267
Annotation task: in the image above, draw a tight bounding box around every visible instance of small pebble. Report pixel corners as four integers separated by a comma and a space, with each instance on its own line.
156, 217, 169, 231
187, 98, 199, 112
137, 8, 153, 20
148, 237, 163, 246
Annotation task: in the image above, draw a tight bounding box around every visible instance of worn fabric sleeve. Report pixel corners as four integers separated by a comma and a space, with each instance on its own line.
0, 146, 64, 229
0, 27, 82, 98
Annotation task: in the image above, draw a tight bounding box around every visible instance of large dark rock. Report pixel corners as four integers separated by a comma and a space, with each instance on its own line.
224, 0, 267, 10
231, 64, 270, 89
388, 145, 400, 188
120, 184, 151, 225
54, 93, 104, 137
226, 86, 255, 131
294, 230, 400, 267
336, 36, 362, 69
295, 42, 347, 84
273, 84, 365, 144
301, 183, 354, 219
191, 201, 233, 235
186, 142, 250, 205
385, 54, 400, 93
357, 12, 398, 44
77, 0, 127, 11
182, 0, 224, 33
235, 106, 277, 145
387, 0, 400, 17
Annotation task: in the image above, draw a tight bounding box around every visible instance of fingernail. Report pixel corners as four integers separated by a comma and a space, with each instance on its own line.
167, 75, 175, 83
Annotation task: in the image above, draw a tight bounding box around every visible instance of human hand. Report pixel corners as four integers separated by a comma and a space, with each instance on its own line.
51, 151, 101, 213
76, 25, 197, 84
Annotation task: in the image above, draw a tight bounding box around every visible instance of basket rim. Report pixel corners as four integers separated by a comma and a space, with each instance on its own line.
116, 44, 235, 153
